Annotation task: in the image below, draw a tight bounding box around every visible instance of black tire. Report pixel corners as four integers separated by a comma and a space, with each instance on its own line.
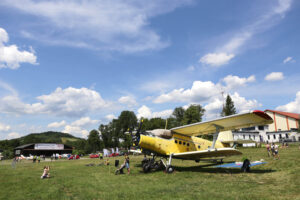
166, 165, 174, 173
143, 163, 151, 173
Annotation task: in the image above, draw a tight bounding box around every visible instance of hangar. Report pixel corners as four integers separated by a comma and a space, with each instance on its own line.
232, 110, 300, 144
14, 143, 73, 156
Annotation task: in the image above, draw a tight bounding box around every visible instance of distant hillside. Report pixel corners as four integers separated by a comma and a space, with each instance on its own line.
0, 131, 84, 149
18, 131, 83, 144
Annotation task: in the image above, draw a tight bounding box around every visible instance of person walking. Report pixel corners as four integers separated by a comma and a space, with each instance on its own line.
271, 143, 275, 157
274, 144, 280, 160
124, 153, 130, 174
266, 143, 271, 157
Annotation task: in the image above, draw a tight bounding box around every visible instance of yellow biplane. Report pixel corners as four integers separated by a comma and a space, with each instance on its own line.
132, 110, 273, 173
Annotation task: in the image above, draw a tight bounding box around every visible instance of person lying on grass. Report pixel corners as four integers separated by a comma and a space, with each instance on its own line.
41, 166, 50, 179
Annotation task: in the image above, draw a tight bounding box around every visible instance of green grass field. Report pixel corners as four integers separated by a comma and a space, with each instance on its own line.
1, 145, 300, 200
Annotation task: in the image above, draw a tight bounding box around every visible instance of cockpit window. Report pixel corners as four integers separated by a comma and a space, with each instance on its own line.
179, 141, 182, 145
187, 143, 190, 146
198, 145, 200, 149
183, 142, 186, 145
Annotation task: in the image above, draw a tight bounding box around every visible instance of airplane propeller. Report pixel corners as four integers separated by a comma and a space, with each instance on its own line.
132, 119, 143, 146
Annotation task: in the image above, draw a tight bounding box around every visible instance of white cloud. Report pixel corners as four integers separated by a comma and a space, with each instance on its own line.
47, 120, 66, 128
187, 65, 195, 71
199, 0, 292, 67
0, 87, 110, 117
140, 80, 174, 93
71, 117, 99, 127
152, 109, 173, 119
63, 125, 89, 138
222, 75, 255, 90
274, 0, 292, 15
0, 80, 18, 96
1, 0, 193, 52
231, 92, 261, 113
153, 80, 221, 104
137, 105, 172, 119
118, 96, 137, 107
265, 72, 284, 81
283, 56, 294, 64
276, 91, 300, 113
7, 132, 21, 139
199, 53, 235, 67
0, 27, 37, 69
204, 92, 261, 120
0, 123, 11, 132
106, 114, 116, 121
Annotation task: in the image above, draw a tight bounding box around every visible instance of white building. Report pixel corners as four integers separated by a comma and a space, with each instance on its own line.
231, 110, 300, 144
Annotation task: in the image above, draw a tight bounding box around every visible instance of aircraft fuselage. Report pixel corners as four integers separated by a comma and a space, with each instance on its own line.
139, 133, 229, 157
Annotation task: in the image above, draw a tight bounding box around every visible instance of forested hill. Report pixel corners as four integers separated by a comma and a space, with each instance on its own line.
0, 131, 84, 155
19, 131, 83, 144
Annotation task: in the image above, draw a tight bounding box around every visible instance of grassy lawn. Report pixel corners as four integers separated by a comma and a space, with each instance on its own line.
0, 144, 300, 200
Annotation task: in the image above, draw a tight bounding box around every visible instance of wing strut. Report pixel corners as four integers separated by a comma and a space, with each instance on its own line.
210, 124, 223, 149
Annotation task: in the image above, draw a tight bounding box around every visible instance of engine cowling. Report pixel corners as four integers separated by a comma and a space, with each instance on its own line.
148, 129, 172, 139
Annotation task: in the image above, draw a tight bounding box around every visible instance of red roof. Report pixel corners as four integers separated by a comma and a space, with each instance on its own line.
265, 109, 300, 120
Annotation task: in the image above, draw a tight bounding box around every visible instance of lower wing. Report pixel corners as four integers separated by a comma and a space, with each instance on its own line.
173, 148, 242, 160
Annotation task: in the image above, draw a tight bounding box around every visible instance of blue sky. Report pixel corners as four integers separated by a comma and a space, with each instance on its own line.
0, 0, 299, 139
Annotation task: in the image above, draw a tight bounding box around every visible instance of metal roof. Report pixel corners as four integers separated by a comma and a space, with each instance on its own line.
14, 143, 72, 150
265, 109, 300, 120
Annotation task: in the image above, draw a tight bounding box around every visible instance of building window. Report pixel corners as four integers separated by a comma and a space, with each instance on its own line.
279, 134, 282, 139
242, 127, 255, 131
273, 134, 276, 139
268, 135, 270, 140
258, 126, 264, 130
286, 134, 289, 138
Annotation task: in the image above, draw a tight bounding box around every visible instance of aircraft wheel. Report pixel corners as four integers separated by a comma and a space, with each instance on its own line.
166, 165, 174, 173
143, 163, 151, 173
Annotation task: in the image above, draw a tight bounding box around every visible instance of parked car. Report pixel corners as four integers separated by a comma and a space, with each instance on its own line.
89, 154, 99, 158
108, 153, 119, 157
68, 155, 80, 160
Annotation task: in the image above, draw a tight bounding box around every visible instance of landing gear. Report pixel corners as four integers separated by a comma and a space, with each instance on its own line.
166, 165, 174, 173
165, 154, 174, 174
141, 153, 175, 173
141, 155, 164, 173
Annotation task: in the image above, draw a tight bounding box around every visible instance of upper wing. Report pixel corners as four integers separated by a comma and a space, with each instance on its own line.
171, 110, 273, 137
173, 148, 242, 160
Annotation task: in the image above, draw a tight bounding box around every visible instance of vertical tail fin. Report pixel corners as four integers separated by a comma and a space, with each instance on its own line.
217, 131, 234, 147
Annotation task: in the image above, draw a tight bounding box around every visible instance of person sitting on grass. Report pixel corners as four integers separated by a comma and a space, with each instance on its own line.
115, 161, 126, 175
104, 159, 110, 165
41, 166, 50, 179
